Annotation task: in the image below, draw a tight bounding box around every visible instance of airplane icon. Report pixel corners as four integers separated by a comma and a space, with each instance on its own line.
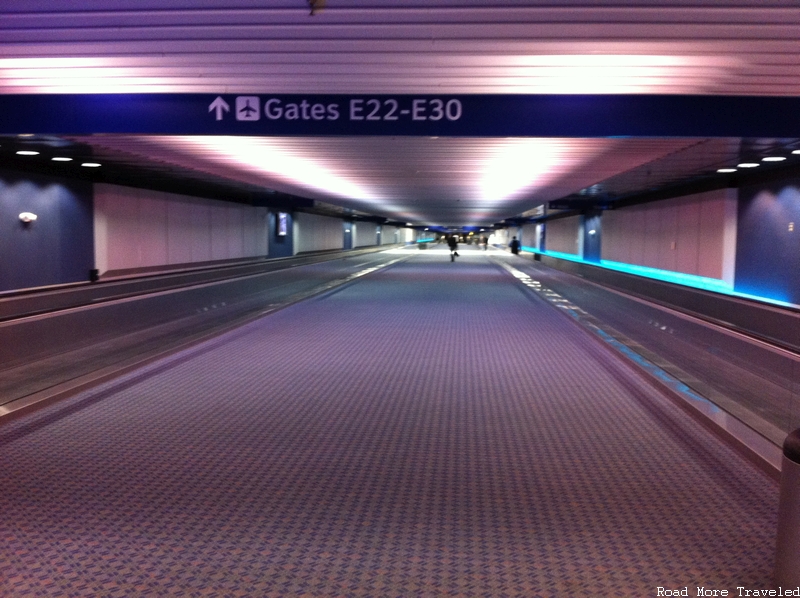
239, 101, 257, 116
235, 96, 260, 121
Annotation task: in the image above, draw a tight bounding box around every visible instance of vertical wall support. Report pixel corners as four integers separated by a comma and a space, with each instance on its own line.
343, 220, 353, 250
775, 428, 800, 587
581, 210, 602, 263
268, 211, 294, 258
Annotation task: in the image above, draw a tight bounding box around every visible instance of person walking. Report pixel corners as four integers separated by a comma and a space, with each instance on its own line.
509, 236, 520, 255
447, 235, 459, 261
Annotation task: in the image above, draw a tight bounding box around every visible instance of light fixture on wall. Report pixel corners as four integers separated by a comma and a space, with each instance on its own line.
19, 212, 38, 224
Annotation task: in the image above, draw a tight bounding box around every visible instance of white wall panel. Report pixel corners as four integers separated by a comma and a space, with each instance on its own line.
94, 183, 268, 274
294, 212, 343, 254
190, 202, 212, 263
167, 197, 194, 265
102, 185, 141, 271
226, 205, 244, 259
674, 198, 701, 275
209, 203, 228, 261
546, 216, 581, 255
93, 193, 110, 275
491, 228, 509, 246
659, 201, 678, 272
354, 222, 378, 248
139, 193, 168, 267
601, 188, 737, 281
381, 226, 399, 245
521, 223, 539, 250
721, 192, 738, 285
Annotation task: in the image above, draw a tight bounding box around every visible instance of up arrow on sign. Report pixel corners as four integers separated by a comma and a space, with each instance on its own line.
208, 96, 230, 121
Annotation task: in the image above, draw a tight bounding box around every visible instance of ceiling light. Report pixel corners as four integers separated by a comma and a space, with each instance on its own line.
16, 150, 39, 156
166, 137, 379, 203
762, 156, 786, 162
717, 168, 737, 173
737, 162, 759, 168
19, 212, 37, 223
51, 156, 73, 162
793, 150, 800, 155
479, 139, 594, 203
81, 162, 101, 167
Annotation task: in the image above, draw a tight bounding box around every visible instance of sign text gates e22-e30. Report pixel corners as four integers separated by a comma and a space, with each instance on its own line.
2, 94, 800, 137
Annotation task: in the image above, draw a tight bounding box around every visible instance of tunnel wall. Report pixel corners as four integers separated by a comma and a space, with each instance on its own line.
601, 188, 737, 284
545, 216, 581, 256
293, 211, 344, 254
353, 222, 379, 248
0, 167, 94, 292
736, 181, 800, 305
94, 183, 268, 276
520, 223, 540, 250
381, 226, 400, 245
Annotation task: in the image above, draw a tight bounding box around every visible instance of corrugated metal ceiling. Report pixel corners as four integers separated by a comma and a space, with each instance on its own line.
2, 1, 800, 225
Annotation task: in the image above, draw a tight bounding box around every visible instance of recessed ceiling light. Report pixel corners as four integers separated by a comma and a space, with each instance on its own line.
16, 150, 39, 156
737, 162, 760, 168
717, 168, 737, 173
81, 162, 101, 168
51, 156, 73, 162
762, 156, 786, 162
792, 150, 800, 155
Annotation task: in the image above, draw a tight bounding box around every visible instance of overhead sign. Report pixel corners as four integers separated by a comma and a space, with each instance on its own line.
1, 93, 800, 137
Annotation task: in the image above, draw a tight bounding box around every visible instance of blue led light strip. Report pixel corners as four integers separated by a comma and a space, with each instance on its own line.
522, 247, 798, 309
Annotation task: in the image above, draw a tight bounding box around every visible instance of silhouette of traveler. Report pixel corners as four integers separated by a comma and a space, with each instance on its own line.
447, 235, 459, 261
509, 236, 520, 255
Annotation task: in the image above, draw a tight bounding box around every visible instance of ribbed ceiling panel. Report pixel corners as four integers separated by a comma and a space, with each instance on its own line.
1, 1, 799, 94
2, 2, 800, 224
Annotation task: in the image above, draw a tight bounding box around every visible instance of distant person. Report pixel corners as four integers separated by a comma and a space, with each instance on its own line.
447, 235, 459, 261
509, 236, 520, 255
482, 235, 488, 250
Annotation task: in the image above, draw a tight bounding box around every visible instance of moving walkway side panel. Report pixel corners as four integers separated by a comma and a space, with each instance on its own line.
0, 272, 271, 371
539, 254, 800, 351
0, 249, 396, 374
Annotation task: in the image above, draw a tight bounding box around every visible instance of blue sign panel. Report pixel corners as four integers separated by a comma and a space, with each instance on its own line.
1, 94, 800, 137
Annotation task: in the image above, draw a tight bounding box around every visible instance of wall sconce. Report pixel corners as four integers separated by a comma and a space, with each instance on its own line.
19, 212, 38, 224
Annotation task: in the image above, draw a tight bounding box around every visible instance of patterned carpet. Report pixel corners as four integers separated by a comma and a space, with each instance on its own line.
0, 250, 779, 597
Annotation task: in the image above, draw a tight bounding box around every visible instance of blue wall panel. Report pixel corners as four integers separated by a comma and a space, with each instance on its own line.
735, 182, 800, 305
343, 221, 353, 250
0, 169, 93, 292
582, 212, 602, 263
268, 211, 293, 258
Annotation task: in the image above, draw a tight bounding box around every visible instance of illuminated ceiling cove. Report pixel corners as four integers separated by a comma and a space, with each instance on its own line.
2, 1, 800, 226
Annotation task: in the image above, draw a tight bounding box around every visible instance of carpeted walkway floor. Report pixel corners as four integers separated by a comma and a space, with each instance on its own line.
0, 249, 779, 597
